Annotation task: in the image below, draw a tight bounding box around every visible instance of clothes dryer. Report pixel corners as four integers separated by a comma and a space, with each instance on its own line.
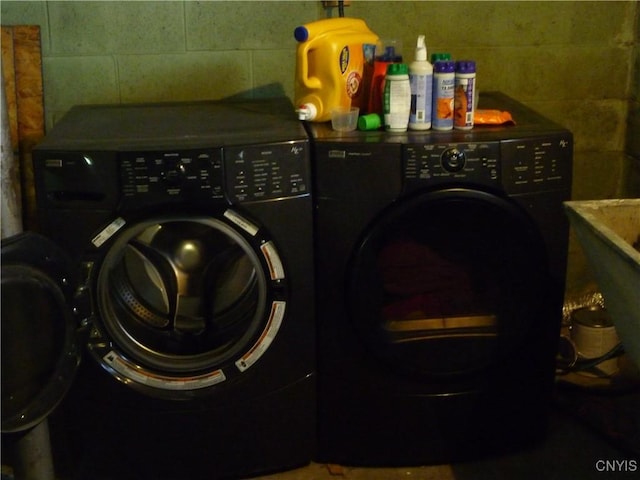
14, 98, 315, 479
308, 92, 572, 466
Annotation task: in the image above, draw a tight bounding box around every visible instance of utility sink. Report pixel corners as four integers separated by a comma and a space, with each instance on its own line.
564, 199, 640, 368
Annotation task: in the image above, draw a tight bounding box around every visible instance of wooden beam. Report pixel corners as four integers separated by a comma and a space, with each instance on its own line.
1, 25, 44, 230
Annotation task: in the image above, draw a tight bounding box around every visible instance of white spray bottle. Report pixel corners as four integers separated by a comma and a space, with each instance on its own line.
409, 35, 433, 130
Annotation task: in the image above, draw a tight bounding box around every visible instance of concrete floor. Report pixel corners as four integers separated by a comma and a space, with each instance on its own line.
1, 399, 637, 480
0, 463, 457, 480
257, 463, 455, 480
253, 382, 640, 480
3, 373, 638, 480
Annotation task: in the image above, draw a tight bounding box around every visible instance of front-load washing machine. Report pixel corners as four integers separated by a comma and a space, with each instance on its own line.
308, 92, 572, 466
18, 98, 315, 479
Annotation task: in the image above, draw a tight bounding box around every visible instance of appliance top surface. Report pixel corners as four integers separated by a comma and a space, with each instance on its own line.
306, 91, 571, 143
36, 97, 308, 151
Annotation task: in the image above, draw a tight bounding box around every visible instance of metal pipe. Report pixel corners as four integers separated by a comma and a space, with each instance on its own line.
13, 421, 56, 480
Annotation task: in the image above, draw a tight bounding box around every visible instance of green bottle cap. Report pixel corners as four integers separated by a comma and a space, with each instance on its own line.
358, 113, 382, 131
386, 63, 408, 75
430, 52, 452, 63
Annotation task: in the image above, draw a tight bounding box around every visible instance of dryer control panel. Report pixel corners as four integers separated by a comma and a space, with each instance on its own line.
403, 142, 501, 192
500, 134, 572, 194
403, 133, 572, 195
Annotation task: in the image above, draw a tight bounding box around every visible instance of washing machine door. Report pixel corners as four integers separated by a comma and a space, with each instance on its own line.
1, 232, 80, 433
348, 188, 552, 378
86, 209, 287, 398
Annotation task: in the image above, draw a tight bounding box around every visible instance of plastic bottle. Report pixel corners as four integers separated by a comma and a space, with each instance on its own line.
408, 35, 433, 130
368, 39, 403, 115
454, 60, 476, 130
293, 18, 379, 122
383, 63, 411, 132
431, 60, 455, 131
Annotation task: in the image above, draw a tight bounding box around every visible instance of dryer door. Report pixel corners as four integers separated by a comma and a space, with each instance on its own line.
348, 188, 553, 378
86, 209, 287, 398
1, 232, 80, 433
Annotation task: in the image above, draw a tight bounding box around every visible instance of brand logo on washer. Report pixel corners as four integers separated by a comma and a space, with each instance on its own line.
291, 145, 303, 155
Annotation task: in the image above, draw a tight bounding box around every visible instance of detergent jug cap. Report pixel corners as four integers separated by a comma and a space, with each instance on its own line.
294, 26, 309, 42
296, 103, 317, 121
386, 63, 408, 75
415, 35, 427, 61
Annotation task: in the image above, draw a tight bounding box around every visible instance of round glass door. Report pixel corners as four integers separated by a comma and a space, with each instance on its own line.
1, 233, 79, 433
89, 212, 285, 395
348, 189, 550, 378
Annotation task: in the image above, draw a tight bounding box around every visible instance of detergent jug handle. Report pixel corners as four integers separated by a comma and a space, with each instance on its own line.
295, 28, 322, 91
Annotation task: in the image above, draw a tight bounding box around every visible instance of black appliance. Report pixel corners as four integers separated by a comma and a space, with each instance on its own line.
8, 98, 315, 479
308, 92, 572, 466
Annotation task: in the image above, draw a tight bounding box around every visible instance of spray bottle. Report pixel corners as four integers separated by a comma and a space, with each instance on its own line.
408, 35, 433, 130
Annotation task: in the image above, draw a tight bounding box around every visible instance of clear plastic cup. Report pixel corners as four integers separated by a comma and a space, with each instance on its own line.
331, 106, 359, 132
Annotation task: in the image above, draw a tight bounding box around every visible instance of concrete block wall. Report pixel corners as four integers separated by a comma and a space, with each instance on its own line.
625, 16, 640, 198
2, 0, 638, 296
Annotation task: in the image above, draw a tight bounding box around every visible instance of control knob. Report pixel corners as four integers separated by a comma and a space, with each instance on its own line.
162, 158, 186, 186
441, 147, 466, 173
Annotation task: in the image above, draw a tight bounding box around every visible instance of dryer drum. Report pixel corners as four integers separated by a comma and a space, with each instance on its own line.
93, 216, 269, 376
348, 189, 551, 378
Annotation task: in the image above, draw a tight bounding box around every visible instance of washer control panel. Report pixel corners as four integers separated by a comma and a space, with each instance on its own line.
120, 140, 309, 207
120, 149, 225, 207
224, 142, 309, 203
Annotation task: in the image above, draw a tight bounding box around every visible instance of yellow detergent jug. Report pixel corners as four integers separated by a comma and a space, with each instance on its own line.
294, 18, 378, 122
